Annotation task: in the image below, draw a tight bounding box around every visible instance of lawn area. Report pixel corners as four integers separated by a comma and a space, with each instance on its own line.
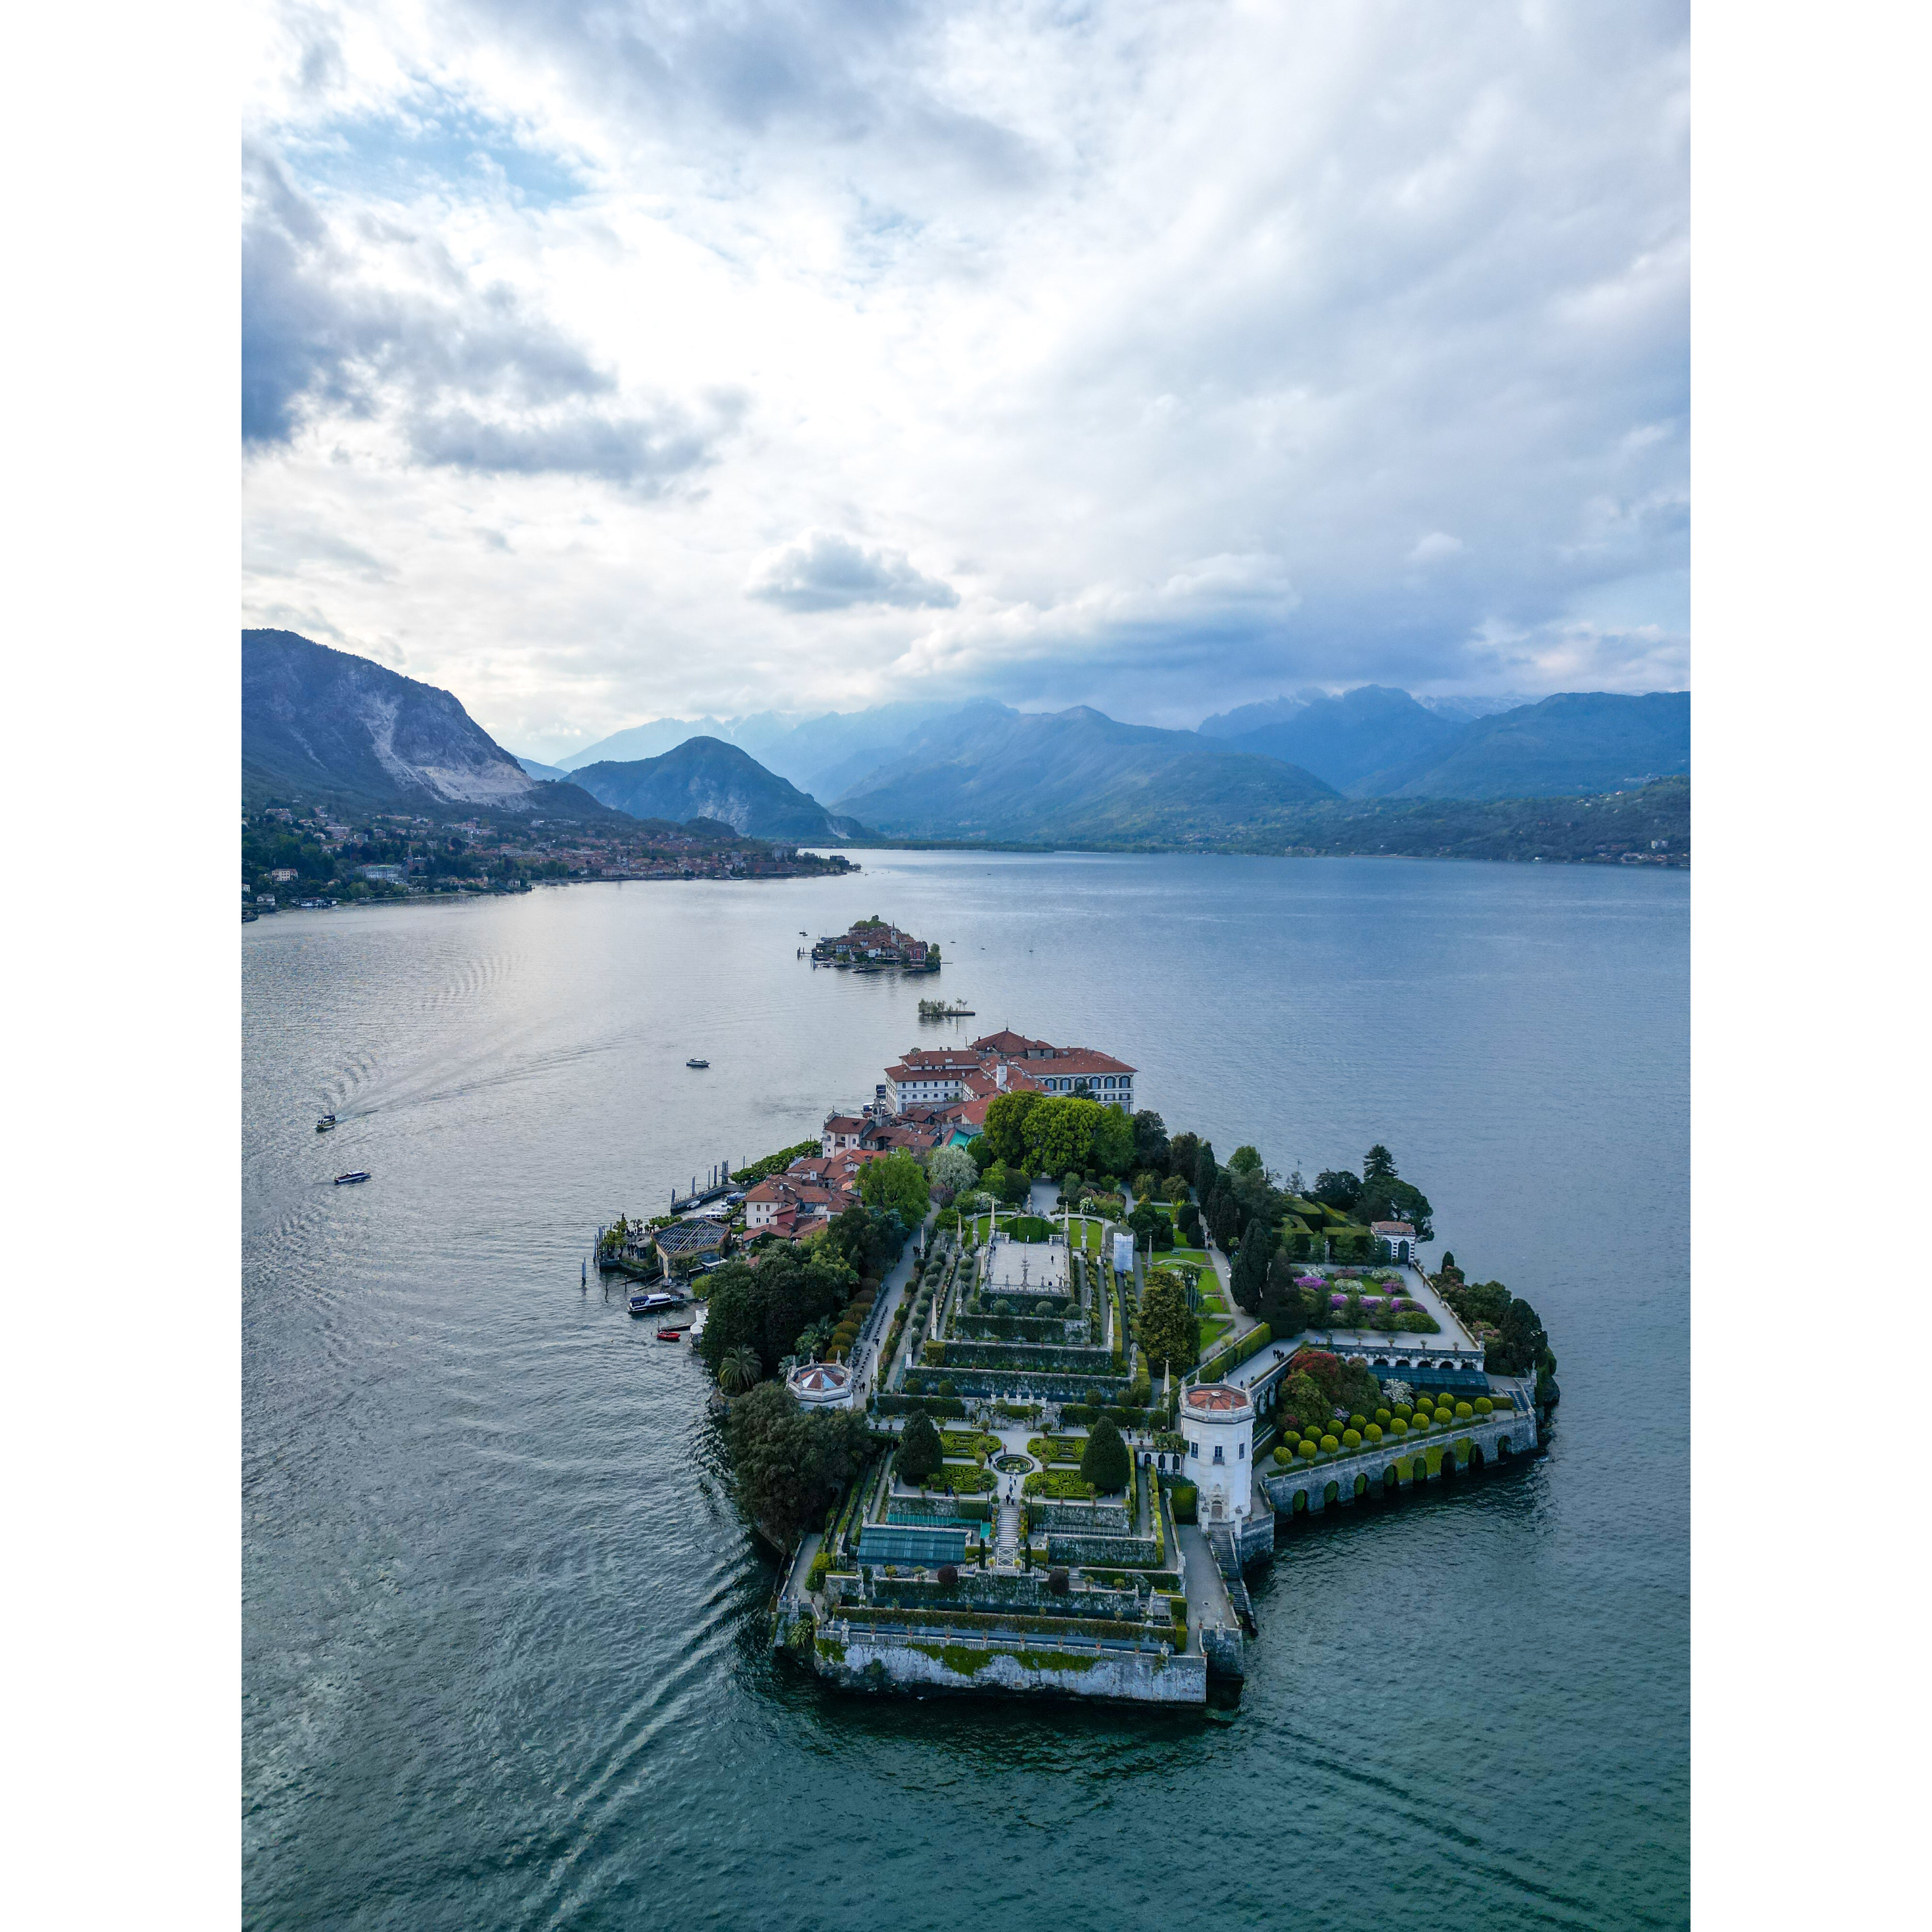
1166, 1247, 1209, 1265
1196, 1316, 1233, 1355
1197, 1289, 1228, 1314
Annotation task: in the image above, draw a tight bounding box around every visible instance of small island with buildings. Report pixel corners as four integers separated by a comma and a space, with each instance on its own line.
599, 1026, 1558, 1710
809, 917, 940, 970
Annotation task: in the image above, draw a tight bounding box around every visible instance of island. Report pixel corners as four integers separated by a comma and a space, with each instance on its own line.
810, 918, 940, 969
623, 1028, 1559, 1708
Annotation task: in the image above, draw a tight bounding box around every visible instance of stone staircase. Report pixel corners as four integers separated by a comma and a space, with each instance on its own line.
995, 1499, 1022, 1568
1206, 1525, 1256, 1633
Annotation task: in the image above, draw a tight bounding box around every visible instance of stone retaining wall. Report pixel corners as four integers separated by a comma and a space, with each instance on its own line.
809, 1625, 1208, 1705
1259, 1406, 1537, 1517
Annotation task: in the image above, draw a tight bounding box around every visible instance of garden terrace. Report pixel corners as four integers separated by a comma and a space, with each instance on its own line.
1258, 1397, 1537, 1519
826, 1566, 1173, 1627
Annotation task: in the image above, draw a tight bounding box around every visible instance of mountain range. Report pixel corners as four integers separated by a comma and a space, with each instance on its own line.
242, 631, 865, 840
829, 703, 1336, 841
545, 685, 1687, 808
244, 631, 1689, 858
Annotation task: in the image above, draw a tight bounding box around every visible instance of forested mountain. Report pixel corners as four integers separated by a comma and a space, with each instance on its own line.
1220, 686, 1469, 792
1357, 691, 1690, 798
831, 704, 1337, 842
568, 737, 867, 840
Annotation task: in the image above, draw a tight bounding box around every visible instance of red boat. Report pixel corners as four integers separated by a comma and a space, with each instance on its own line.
657, 1327, 683, 1341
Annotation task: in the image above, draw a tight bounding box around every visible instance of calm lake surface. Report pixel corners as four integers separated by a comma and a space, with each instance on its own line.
242, 851, 1688, 1932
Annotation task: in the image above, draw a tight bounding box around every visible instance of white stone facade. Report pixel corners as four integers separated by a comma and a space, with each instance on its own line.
1180, 1383, 1254, 1527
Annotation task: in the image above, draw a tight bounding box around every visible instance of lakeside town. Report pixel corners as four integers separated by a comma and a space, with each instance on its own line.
241, 804, 855, 917
598, 1026, 1559, 1708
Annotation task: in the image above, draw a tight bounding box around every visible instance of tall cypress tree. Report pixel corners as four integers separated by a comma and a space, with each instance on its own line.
1231, 1225, 1271, 1315
1194, 1139, 1219, 1198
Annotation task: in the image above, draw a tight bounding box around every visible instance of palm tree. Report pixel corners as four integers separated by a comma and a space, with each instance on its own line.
717, 1345, 762, 1395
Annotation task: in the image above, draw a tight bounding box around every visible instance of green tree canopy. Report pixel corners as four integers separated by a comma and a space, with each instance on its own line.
1166, 1131, 1200, 1184
899, 1411, 943, 1485
1228, 1144, 1263, 1176
1194, 1140, 1218, 1197
1020, 1095, 1102, 1174
1090, 1104, 1137, 1175
697, 1251, 856, 1377
981, 1090, 1040, 1165
1132, 1110, 1170, 1168
1363, 1144, 1397, 1183
725, 1382, 872, 1548
1260, 1253, 1309, 1339
716, 1344, 762, 1394
1136, 1269, 1198, 1377
860, 1149, 933, 1225
1230, 1222, 1273, 1314
1081, 1417, 1130, 1494
1357, 1173, 1435, 1241
926, 1143, 979, 1194
1312, 1168, 1361, 1212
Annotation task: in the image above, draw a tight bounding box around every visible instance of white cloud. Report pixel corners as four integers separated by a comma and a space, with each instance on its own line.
748, 532, 959, 613
242, 0, 1689, 748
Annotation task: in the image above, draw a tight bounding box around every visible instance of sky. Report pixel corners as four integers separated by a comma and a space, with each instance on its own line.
242, 0, 1689, 761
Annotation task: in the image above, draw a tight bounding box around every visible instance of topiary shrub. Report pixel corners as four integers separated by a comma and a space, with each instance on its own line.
1390, 1417, 1410, 1436
1319, 1434, 1340, 1452
1272, 1446, 1291, 1465
1474, 1396, 1493, 1415
1365, 1423, 1383, 1444
1169, 1482, 1198, 1522
899, 1412, 943, 1485
1347, 1414, 1367, 1432
807, 1551, 831, 1590
937, 1563, 960, 1590
1455, 1401, 1473, 1418
1081, 1416, 1131, 1494
1375, 1407, 1392, 1425
1296, 1440, 1316, 1460
1342, 1428, 1361, 1449
1047, 1566, 1071, 1595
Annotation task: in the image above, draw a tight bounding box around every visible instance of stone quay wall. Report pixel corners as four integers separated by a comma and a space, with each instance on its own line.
808, 1623, 1208, 1706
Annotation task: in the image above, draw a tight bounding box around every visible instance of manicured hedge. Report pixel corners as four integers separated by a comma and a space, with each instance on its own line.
1169, 1482, 1198, 1523
1023, 1468, 1098, 1500
873, 1393, 967, 1419
1195, 1322, 1274, 1385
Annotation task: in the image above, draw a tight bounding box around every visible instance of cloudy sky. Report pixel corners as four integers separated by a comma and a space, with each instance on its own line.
242, 0, 1688, 759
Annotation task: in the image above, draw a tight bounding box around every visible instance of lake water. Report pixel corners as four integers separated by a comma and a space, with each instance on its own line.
243, 851, 1688, 1931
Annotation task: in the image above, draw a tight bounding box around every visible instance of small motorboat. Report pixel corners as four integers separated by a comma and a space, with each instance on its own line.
657, 1328, 683, 1342
634, 1290, 680, 1314
686, 1057, 709, 1069
334, 1171, 370, 1185
627, 1292, 653, 1317
316, 1114, 336, 1132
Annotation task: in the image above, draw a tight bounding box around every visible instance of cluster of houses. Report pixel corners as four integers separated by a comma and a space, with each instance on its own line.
738, 1030, 1140, 1243
811, 919, 935, 967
